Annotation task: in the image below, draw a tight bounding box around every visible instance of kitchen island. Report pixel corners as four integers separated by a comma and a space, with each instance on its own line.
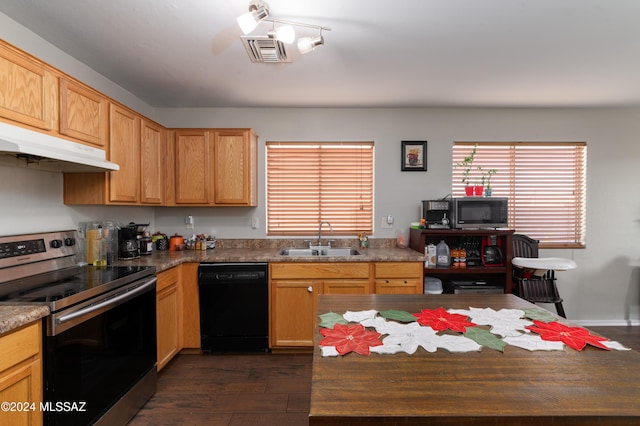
310, 294, 640, 425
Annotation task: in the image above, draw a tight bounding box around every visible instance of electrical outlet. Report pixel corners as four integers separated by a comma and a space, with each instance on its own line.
381, 216, 393, 229
185, 215, 194, 229
251, 216, 259, 229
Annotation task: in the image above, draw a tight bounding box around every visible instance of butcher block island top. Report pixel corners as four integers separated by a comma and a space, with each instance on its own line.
310, 294, 640, 425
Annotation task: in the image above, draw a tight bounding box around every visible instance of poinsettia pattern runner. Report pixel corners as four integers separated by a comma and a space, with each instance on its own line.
318, 307, 631, 357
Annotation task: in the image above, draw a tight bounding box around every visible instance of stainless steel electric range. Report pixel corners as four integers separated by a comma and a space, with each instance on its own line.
0, 230, 157, 426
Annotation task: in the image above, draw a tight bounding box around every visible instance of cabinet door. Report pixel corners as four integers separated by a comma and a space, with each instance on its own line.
59, 78, 108, 147
140, 119, 165, 204
156, 268, 181, 371
271, 280, 319, 347
108, 104, 140, 203
0, 42, 56, 130
375, 279, 422, 294
0, 322, 43, 426
324, 279, 371, 294
214, 129, 257, 205
180, 263, 201, 349
174, 130, 212, 204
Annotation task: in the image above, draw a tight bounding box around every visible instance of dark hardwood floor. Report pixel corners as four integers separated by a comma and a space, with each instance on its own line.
128, 352, 312, 426
129, 326, 639, 426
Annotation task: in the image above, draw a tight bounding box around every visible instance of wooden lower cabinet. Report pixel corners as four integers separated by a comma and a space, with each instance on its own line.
374, 262, 423, 294
271, 280, 320, 347
269, 262, 372, 348
180, 263, 201, 350
156, 261, 422, 353
156, 267, 181, 371
269, 261, 423, 348
0, 321, 43, 426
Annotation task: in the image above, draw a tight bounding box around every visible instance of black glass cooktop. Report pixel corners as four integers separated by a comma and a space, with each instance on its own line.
0, 265, 155, 311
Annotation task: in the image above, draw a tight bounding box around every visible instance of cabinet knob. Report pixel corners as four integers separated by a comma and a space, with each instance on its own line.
307, 286, 313, 293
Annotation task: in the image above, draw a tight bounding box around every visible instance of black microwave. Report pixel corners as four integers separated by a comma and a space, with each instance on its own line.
451, 197, 509, 229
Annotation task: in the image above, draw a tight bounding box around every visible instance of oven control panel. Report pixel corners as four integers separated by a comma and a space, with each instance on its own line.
0, 231, 79, 273
0, 238, 47, 259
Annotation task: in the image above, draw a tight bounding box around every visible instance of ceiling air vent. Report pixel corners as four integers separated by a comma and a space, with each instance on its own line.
241, 36, 290, 63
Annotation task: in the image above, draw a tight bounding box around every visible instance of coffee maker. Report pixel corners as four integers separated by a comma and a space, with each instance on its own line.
118, 223, 140, 260
134, 223, 153, 256
481, 235, 504, 266
421, 200, 451, 229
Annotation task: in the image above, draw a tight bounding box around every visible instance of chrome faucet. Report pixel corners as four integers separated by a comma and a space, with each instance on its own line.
317, 221, 333, 247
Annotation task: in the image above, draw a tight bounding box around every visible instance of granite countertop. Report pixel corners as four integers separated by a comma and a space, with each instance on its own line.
0, 239, 424, 334
113, 246, 426, 273
0, 305, 49, 336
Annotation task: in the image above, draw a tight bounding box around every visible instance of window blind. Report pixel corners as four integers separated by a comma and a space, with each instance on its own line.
452, 142, 586, 248
266, 142, 374, 236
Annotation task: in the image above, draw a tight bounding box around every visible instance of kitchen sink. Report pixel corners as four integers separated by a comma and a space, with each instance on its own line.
277, 247, 363, 257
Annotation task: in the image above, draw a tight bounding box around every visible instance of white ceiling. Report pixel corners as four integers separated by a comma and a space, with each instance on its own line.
1, 0, 639, 109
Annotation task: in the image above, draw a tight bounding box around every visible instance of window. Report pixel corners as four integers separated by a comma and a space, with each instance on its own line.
266, 142, 374, 236
452, 142, 586, 248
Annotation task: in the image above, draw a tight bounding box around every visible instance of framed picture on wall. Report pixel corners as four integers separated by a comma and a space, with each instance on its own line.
401, 141, 427, 171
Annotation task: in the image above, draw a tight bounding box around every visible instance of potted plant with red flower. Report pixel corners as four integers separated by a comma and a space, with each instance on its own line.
455, 145, 477, 196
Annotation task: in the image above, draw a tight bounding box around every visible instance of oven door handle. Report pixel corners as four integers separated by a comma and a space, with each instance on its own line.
56, 277, 157, 325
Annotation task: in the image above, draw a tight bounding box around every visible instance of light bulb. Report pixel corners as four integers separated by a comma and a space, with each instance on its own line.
237, 5, 269, 34
274, 25, 295, 44
298, 35, 324, 54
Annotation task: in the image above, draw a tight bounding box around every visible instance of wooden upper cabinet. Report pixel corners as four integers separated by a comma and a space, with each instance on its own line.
214, 129, 258, 206
64, 104, 165, 206
108, 104, 140, 203
140, 119, 165, 204
59, 77, 108, 147
0, 42, 57, 130
174, 130, 213, 204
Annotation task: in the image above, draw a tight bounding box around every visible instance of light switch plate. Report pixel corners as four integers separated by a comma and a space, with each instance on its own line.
381, 216, 392, 229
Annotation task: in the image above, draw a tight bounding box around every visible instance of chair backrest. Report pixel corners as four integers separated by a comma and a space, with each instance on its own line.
512, 234, 539, 258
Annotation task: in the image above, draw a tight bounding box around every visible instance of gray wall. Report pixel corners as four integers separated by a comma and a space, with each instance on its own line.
1, 12, 639, 325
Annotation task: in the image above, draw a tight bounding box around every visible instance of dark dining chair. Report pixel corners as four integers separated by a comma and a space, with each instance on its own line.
511, 234, 566, 318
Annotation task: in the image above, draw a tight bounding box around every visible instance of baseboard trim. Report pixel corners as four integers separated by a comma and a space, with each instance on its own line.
573, 319, 640, 327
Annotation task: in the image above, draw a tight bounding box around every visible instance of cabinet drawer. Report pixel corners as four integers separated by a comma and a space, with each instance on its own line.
0, 322, 41, 373
324, 279, 371, 294
374, 262, 422, 278
271, 263, 369, 279
157, 267, 180, 293
375, 279, 422, 294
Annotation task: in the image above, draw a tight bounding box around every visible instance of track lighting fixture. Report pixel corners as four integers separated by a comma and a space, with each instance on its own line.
237, 0, 330, 62
237, 0, 269, 35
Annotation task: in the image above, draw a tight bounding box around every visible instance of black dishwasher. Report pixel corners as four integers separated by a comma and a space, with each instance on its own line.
198, 263, 269, 352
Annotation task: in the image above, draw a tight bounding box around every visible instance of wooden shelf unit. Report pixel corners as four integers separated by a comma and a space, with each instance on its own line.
409, 228, 514, 293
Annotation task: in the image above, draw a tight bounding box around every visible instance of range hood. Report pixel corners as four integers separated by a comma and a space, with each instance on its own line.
0, 121, 119, 173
